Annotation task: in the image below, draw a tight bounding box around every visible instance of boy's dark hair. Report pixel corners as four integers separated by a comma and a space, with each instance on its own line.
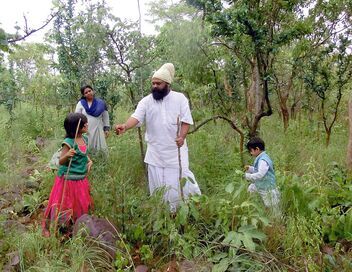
80, 85, 94, 96
246, 137, 265, 151
64, 113, 88, 138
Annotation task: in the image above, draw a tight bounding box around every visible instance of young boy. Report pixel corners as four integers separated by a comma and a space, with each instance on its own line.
244, 137, 280, 208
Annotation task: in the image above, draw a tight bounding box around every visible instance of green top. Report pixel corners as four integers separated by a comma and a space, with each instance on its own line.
57, 135, 88, 180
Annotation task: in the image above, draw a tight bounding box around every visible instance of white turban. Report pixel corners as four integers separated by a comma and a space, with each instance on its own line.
152, 63, 175, 84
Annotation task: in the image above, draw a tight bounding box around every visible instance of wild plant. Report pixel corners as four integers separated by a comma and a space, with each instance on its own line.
14, 227, 116, 271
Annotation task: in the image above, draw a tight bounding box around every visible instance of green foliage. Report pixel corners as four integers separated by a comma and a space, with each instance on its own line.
0, 58, 18, 118
22, 191, 43, 215
13, 228, 114, 271
303, 36, 351, 102
94, 72, 121, 122
8, 43, 61, 110
114, 239, 133, 272
156, 18, 212, 84
51, 0, 112, 104
0, 104, 351, 270
104, 17, 156, 105
0, 0, 351, 270
139, 244, 153, 263
0, 28, 9, 52
10, 106, 61, 139
323, 209, 352, 242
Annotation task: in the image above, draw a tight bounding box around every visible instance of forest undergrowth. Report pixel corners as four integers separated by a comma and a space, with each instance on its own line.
0, 105, 351, 271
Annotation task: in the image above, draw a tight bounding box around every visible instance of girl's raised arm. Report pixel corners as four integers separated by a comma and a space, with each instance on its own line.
59, 144, 75, 165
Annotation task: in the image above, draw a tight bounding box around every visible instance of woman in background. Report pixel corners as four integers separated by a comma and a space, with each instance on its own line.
75, 85, 110, 153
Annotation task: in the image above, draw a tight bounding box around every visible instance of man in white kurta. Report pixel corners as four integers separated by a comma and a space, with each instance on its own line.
115, 63, 201, 211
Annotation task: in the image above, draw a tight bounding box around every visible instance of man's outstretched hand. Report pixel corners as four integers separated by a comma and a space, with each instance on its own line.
115, 124, 127, 135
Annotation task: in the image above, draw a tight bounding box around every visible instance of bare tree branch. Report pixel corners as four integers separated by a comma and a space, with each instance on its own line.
7, 11, 58, 43
189, 115, 245, 164
108, 32, 131, 73
211, 38, 253, 65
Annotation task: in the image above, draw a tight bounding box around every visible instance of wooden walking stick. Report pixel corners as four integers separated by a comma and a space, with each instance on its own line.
176, 116, 184, 201
53, 118, 82, 236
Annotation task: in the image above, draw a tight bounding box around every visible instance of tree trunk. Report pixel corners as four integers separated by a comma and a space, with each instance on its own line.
290, 81, 303, 120
325, 128, 331, 147
247, 59, 263, 118
277, 71, 293, 132
277, 88, 289, 132
346, 98, 352, 170
246, 59, 263, 137
281, 106, 289, 131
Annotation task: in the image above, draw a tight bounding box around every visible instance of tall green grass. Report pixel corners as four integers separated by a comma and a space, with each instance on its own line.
0, 104, 351, 270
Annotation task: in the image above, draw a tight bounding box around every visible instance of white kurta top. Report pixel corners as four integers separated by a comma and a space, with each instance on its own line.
75, 101, 110, 151
245, 161, 269, 181
131, 91, 194, 168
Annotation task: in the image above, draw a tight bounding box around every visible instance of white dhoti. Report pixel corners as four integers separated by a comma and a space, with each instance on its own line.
148, 164, 201, 212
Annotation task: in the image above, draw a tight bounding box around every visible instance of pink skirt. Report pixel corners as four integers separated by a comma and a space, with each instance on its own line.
42, 175, 93, 230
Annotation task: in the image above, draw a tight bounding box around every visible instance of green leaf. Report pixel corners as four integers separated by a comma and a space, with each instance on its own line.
238, 224, 256, 233
238, 225, 266, 241
210, 252, 228, 262
225, 183, 234, 194
180, 177, 187, 188
242, 233, 256, 251
234, 169, 243, 175
239, 201, 256, 208
133, 225, 145, 241
140, 245, 153, 262
247, 229, 266, 241
186, 176, 195, 184
232, 233, 243, 247
176, 203, 189, 226
223, 231, 236, 244
189, 202, 200, 221
212, 258, 230, 272
153, 219, 163, 232
232, 183, 245, 199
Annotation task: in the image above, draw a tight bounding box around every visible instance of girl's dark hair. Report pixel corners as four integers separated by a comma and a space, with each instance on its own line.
64, 113, 88, 138
80, 85, 94, 99
246, 137, 265, 151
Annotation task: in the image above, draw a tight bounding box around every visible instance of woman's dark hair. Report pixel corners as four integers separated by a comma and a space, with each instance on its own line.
64, 113, 88, 138
80, 85, 94, 99
246, 137, 265, 151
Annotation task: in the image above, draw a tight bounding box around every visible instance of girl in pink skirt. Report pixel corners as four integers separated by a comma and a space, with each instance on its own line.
42, 113, 93, 237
